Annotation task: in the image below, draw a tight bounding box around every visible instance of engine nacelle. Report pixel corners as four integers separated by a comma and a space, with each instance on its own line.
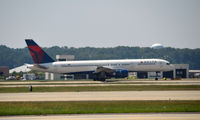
113, 69, 128, 78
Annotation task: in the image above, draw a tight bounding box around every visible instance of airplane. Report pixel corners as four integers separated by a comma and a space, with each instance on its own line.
25, 39, 174, 81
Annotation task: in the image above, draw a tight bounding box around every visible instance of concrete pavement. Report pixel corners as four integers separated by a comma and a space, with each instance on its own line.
1, 91, 200, 101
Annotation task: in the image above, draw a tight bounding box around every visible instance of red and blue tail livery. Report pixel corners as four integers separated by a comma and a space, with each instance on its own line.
25, 39, 54, 64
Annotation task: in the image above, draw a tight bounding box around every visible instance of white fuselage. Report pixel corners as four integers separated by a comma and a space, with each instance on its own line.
28, 59, 174, 74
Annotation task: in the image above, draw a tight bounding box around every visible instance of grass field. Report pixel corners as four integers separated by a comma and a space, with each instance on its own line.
0, 85, 200, 93
0, 101, 199, 115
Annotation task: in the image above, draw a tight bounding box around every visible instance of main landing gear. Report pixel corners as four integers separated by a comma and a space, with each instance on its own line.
93, 72, 106, 82
155, 71, 159, 80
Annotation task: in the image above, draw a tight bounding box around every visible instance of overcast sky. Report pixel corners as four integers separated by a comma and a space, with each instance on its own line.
0, 0, 200, 48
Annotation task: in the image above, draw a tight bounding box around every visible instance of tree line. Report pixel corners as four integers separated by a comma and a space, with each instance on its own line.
0, 45, 200, 69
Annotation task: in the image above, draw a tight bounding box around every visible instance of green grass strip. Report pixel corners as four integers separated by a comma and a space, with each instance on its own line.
0, 85, 200, 93
0, 101, 200, 115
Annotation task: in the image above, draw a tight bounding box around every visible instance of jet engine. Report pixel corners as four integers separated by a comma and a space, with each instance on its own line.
113, 69, 128, 78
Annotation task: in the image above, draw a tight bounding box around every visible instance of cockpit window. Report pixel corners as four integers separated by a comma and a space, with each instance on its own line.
166, 63, 170, 65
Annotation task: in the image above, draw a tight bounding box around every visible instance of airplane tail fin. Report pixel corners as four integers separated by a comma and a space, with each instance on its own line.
25, 39, 54, 64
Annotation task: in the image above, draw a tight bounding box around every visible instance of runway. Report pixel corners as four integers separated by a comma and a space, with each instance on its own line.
0, 113, 200, 120
1, 91, 200, 101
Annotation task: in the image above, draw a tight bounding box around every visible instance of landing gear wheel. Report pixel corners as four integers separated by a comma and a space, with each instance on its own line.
93, 72, 106, 82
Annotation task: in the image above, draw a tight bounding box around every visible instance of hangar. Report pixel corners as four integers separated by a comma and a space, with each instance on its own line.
9, 64, 31, 73
137, 64, 189, 79
189, 70, 200, 78
0, 66, 9, 77
164, 64, 189, 79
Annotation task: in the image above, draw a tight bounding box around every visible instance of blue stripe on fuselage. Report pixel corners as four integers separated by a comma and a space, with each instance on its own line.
63, 71, 95, 75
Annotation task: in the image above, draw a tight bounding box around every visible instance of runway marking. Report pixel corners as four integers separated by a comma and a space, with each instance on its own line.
0, 91, 200, 101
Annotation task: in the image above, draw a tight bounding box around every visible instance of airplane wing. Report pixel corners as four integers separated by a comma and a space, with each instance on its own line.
94, 66, 115, 74
93, 66, 129, 81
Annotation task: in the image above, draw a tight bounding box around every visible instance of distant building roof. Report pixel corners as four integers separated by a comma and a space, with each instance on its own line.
9, 65, 31, 73
56, 55, 75, 61
151, 43, 164, 49
189, 70, 200, 73
0, 66, 9, 77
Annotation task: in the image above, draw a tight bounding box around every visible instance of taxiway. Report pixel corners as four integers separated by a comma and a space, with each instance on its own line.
0, 91, 200, 101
